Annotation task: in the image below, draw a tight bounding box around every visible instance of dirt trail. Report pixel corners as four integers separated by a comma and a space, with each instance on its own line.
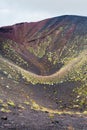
0, 50, 86, 85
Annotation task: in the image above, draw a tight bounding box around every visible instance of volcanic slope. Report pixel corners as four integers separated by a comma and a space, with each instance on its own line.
0, 15, 87, 114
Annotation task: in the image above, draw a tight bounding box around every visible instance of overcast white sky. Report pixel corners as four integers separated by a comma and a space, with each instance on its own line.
0, 0, 87, 27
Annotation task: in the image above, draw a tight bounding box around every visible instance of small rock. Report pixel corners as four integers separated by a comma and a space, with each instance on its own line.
45, 111, 49, 113
6, 85, 10, 89
4, 124, 10, 127
1, 116, 7, 120
3, 71, 8, 75
7, 74, 12, 79
1, 77, 3, 80
55, 121, 59, 124
52, 120, 59, 124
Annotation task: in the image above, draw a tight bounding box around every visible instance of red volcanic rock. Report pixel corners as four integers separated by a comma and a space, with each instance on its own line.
0, 15, 87, 45
0, 19, 49, 44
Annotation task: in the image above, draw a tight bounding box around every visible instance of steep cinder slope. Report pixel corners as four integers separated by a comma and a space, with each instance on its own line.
0, 15, 87, 75
0, 15, 87, 111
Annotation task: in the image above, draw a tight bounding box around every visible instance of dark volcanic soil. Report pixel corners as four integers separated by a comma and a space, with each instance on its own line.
0, 109, 87, 130
0, 73, 87, 130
